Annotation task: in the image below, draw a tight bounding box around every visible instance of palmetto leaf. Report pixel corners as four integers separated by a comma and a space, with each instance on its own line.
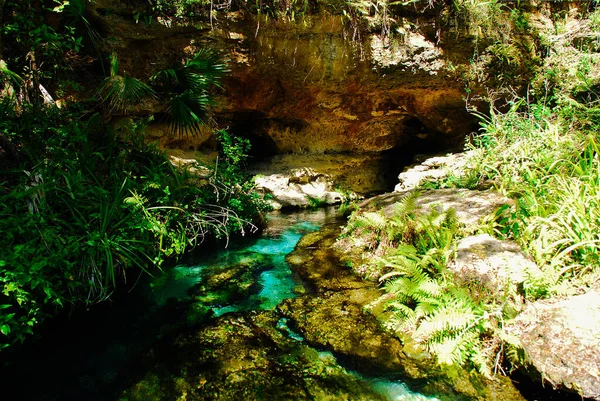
185, 48, 229, 88
151, 48, 227, 136
166, 91, 212, 135
97, 74, 156, 112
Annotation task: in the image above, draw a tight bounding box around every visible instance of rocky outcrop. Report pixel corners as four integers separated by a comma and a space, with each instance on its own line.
88, 2, 481, 161
282, 223, 526, 400
253, 167, 357, 209
449, 234, 542, 293
359, 188, 513, 228
218, 15, 478, 156
394, 152, 475, 191
508, 290, 600, 400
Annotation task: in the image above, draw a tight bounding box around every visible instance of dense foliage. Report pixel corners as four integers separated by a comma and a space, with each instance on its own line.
0, 0, 267, 349
340, 4, 600, 379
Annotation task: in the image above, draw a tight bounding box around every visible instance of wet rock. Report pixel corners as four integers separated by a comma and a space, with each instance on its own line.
449, 234, 542, 294
254, 167, 357, 210
284, 224, 526, 401
248, 153, 391, 195
394, 152, 474, 191
360, 188, 513, 228
188, 252, 270, 306
121, 311, 389, 401
508, 290, 600, 400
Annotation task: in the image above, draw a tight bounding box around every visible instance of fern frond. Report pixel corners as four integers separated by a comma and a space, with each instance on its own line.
416, 278, 442, 297
354, 211, 387, 232
414, 303, 475, 341
470, 345, 493, 378
414, 300, 439, 317
392, 190, 419, 216
428, 336, 466, 365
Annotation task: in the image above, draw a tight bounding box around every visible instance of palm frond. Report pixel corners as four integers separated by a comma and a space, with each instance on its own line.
185, 48, 229, 88
167, 91, 212, 135
150, 48, 227, 136
97, 74, 156, 112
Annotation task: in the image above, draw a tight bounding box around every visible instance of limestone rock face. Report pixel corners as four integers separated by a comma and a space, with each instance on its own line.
449, 234, 542, 293
254, 167, 356, 209
509, 290, 600, 400
88, 4, 480, 158
219, 16, 478, 156
359, 188, 513, 228
394, 152, 474, 191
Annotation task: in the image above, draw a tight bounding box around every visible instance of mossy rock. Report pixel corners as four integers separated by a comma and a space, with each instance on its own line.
120, 311, 389, 400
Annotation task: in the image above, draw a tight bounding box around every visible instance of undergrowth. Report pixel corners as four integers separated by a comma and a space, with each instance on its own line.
339, 193, 524, 376
454, 9, 600, 296
0, 104, 267, 349
338, 7, 600, 377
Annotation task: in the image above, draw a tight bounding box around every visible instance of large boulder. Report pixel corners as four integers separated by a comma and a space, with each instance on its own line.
253, 167, 357, 209
449, 234, 542, 294
508, 290, 600, 400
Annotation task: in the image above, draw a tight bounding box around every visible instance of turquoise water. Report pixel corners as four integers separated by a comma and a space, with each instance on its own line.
150, 209, 441, 401
3, 207, 447, 401
150, 212, 321, 315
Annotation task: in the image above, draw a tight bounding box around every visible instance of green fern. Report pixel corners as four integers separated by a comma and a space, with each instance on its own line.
353, 211, 388, 232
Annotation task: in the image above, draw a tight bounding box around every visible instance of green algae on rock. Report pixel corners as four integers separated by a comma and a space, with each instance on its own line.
120, 311, 390, 401
282, 222, 526, 401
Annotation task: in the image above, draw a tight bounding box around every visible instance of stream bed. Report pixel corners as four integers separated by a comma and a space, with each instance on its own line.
2, 207, 445, 401
2, 206, 572, 400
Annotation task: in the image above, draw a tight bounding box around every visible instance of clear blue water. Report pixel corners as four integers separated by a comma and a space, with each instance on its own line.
2, 207, 444, 401
149, 213, 321, 314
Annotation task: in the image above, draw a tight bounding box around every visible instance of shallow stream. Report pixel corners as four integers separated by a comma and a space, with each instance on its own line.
2, 207, 445, 401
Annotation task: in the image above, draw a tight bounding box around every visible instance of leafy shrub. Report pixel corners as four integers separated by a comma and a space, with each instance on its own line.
0, 101, 266, 350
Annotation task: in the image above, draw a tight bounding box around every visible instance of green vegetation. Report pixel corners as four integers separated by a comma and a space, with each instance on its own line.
340, 194, 523, 377
0, 0, 267, 349
340, 3, 600, 379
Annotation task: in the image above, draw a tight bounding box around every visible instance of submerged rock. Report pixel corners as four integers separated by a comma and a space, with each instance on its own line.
120, 311, 389, 401
508, 290, 600, 400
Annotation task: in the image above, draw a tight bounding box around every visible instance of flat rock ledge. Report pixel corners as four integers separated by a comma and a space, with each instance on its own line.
449, 234, 542, 293
359, 188, 513, 228
508, 290, 600, 400
254, 167, 358, 210
394, 151, 475, 192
